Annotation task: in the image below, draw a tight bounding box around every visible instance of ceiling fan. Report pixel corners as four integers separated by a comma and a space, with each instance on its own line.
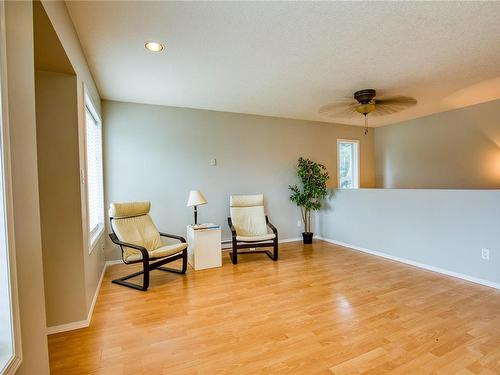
319, 89, 417, 135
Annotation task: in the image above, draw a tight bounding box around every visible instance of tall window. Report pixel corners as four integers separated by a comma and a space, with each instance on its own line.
85, 94, 104, 251
337, 139, 360, 189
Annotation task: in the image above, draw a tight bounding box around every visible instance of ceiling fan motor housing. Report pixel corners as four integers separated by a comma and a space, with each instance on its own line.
354, 89, 376, 104
354, 89, 377, 116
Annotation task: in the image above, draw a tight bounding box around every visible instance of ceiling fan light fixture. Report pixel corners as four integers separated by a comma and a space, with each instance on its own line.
356, 103, 376, 115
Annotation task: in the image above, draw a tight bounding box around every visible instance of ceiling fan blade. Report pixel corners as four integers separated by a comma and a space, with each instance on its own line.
370, 98, 417, 117
370, 105, 400, 117
328, 105, 359, 118
375, 96, 417, 106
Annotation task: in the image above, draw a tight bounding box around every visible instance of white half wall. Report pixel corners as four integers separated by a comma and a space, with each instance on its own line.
319, 189, 500, 286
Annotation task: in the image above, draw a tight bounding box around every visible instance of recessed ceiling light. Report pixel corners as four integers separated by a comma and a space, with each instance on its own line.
144, 41, 164, 52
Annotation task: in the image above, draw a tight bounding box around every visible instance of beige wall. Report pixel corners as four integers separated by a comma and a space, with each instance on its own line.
40, 0, 100, 113
39, 0, 105, 319
375, 99, 500, 189
35, 70, 88, 326
103, 100, 375, 260
5, 1, 50, 373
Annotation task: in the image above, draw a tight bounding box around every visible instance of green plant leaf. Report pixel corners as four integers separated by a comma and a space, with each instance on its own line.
289, 157, 329, 231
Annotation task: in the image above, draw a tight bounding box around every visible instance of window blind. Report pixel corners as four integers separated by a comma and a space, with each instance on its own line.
85, 102, 104, 246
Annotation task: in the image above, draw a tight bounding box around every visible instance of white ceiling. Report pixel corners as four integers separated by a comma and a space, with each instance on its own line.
66, 1, 500, 127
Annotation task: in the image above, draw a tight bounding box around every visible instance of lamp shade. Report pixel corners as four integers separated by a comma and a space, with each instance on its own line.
187, 190, 208, 207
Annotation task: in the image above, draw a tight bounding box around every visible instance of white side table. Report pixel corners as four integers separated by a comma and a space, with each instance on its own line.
187, 225, 222, 270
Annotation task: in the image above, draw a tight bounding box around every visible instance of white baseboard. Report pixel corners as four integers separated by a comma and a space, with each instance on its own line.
317, 236, 500, 290
86, 260, 106, 322
105, 259, 123, 266
46, 319, 89, 335
47, 260, 107, 335
279, 237, 302, 243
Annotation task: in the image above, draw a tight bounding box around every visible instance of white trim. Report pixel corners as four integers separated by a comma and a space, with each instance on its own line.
46, 319, 89, 336
84, 90, 101, 124
88, 227, 104, 254
0, 2, 22, 373
105, 259, 123, 266
279, 237, 302, 243
316, 236, 500, 290
47, 261, 106, 335
86, 262, 106, 324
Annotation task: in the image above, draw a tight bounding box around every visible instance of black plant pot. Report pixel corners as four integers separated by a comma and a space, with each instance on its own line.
302, 232, 313, 244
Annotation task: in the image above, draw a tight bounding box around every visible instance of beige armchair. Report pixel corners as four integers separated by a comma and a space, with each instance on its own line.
108, 201, 188, 291
227, 194, 278, 264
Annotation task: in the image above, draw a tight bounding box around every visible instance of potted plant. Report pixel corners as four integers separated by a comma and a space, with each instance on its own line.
289, 157, 329, 244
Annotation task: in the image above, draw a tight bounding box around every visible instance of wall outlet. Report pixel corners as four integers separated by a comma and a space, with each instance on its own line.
481, 248, 490, 261
297, 220, 301, 227
210, 158, 217, 166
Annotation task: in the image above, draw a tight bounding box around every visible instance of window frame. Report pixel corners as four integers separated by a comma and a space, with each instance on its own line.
83, 90, 104, 254
337, 139, 360, 189
0, 1, 23, 373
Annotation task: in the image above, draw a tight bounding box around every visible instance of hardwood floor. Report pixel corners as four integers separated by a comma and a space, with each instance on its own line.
48, 241, 500, 374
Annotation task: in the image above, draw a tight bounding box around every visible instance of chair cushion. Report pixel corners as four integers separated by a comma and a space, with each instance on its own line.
124, 242, 187, 263
109, 201, 151, 218
230, 194, 269, 237
230, 194, 264, 207
112, 214, 164, 261
236, 233, 276, 242
230, 206, 268, 236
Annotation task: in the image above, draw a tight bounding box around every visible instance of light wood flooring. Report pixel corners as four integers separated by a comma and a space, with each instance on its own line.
48, 240, 500, 374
